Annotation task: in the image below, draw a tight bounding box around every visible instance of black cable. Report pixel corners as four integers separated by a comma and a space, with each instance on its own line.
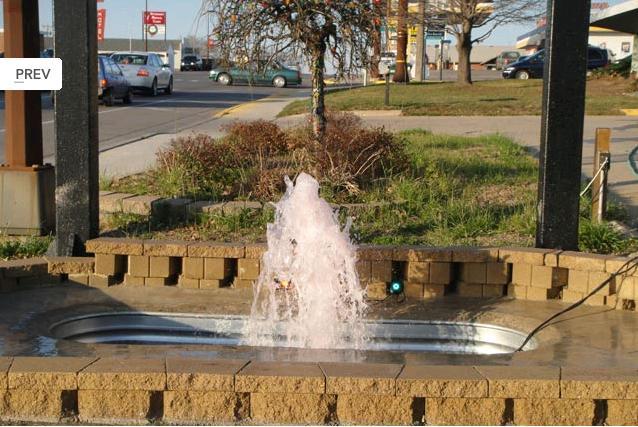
516, 254, 638, 352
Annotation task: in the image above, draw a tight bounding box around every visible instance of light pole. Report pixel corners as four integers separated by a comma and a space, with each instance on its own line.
144, 0, 148, 52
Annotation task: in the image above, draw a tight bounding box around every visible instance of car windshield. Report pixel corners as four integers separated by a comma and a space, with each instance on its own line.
183, 56, 197, 61
112, 54, 148, 65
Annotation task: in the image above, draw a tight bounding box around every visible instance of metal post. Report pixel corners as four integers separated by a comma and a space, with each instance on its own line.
53, 0, 99, 255
145, 0, 148, 52
385, 74, 390, 106
592, 128, 611, 223
535, 0, 591, 250
3, 0, 43, 167
439, 42, 443, 81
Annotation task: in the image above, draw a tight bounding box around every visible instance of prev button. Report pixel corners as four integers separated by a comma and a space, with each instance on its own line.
0, 58, 62, 90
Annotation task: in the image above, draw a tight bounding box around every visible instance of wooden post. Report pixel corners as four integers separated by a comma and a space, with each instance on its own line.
592, 128, 611, 223
2, 0, 43, 168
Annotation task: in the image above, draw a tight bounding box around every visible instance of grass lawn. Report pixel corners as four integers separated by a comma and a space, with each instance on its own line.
103, 129, 635, 254
279, 78, 638, 117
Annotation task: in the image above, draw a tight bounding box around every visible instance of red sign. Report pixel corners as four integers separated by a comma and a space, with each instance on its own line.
144, 11, 166, 25
97, 9, 106, 41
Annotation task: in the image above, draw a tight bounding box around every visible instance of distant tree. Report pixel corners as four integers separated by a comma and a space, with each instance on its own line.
205, 0, 380, 140
426, 0, 543, 85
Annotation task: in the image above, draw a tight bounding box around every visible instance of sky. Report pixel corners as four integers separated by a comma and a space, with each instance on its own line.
0, 0, 630, 47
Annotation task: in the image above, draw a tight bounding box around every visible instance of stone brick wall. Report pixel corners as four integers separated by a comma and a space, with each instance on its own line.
0, 357, 637, 425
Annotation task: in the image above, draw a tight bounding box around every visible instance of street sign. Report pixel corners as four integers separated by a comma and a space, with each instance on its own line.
426, 30, 444, 37
97, 9, 106, 41
145, 24, 165, 37
425, 35, 442, 41
144, 11, 166, 25
442, 39, 452, 44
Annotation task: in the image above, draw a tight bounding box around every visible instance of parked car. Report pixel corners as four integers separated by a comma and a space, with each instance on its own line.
180, 55, 203, 71
502, 47, 610, 80
110, 51, 173, 96
98, 55, 133, 106
209, 60, 302, 88
495, 51, 521, 70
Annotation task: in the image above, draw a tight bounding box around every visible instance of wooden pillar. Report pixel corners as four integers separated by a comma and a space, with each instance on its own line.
2, 0, 43, 167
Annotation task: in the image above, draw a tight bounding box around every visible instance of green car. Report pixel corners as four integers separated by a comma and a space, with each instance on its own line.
209, 60, 302, 88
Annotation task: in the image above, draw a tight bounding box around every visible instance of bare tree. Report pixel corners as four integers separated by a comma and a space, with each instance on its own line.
426, 0, 543, 85
204, 0, 379, 140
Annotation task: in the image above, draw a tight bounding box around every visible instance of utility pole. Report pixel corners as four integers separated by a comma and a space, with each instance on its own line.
145, 0, 148, 52
393, 0, 409, 83
414, 0, 426, 82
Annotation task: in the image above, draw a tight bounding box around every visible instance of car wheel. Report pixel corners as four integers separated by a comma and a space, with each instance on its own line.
164, 77, 173, 95
515, 70, 530, 80
150, 78, 158, 96
123, 89, 133, 105
218, 73, 232, 86
103, 89, 114, 106
273, 76, 287, 88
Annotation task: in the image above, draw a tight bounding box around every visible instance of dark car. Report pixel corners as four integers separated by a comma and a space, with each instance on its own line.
98, 55, 133, 106
502, 47, 610, 80
209, 60, 302, 88
181, 55, 203, 71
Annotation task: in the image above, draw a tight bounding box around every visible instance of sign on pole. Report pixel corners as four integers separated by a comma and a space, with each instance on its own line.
143, 11, 166, 39
97, 9, 106, 41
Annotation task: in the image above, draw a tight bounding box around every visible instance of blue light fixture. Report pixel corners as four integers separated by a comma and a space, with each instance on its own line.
388, 281, 404, 295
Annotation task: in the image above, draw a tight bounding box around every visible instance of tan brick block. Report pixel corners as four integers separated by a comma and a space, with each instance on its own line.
499, 247, 551, 265
482, 284, 504, 297
423, 283, 446, 299
452, 247, 497, 263
250, 392, 335, 424
406, 261, 429, 283
238, 258, 260, 280
89, 273, 117, 288
607, 399, 638, 426
475, 366, 559, 398
562, 289, 585, 303
233, 278, 254, 289
128, 255, 149, 277
188, 242, 244, 258
244, 243, 267, 259
204, 258, 232, 280
357, 244, 394, 261
94, 253, 126, 276
182, 257, 203, 279
78, 358, 166, 390
606, 256, 638, 275
365, 281, 387, 300
235, 362, 324, 393
561, 368, 638, 399
426, 398, 506, 425
526, 286, 560, 301
164, 391, 247, 423
143, 240, 188, 257
0, 357, 12, 390
78, 389, 153, 423
507, 284, 527, 299
46, 256, 94, 274
397, 365, 487, 397
559, 251, 609, 272
149, 256, 179, 278
0, 389, 5, 417
588, 271, 614, 295
430, 262, 452, 284
606, 294, 620, 309
356, 260, 371, 282
513, 398, 595, 425
583, 293, 606, 306
145, 277, 172, 287
321, 362, 402, 395
405, 282, 423, 299
568, 269, 590, 293
544, 250, 561, 267
4, 389, 65, 422
2, 258, 48, 278
166, 358, 247, 391
511, 263, 532, 286
123, 274, 145, 287
370, 260, 392, 282
200, 279, 223, 289
337, 394, 417, 425
392, 246, 452, 262
617, 276, 636, 299
85, 237, 144, 256
177, 276, 199, 289
486, 262, 509, 284
531, 265, 568, 289
457, 282, 483, 298
459, 263, 486, 284
9, 357, 95, 390
67, 274, 89, 285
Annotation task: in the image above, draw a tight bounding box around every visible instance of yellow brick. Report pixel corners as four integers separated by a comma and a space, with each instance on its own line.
486, 263, 509, 284
406, 262, 429, 283
128, 255, 149, 277
507, 284, 527, 299
89, 273, 117, 288
423, 284, 446, 299
94, 253, 126, 276
457, 282, 483, 298
426, 398, 506, 425
607, 399, 638, 425
562, 289, 584, 303
204, 258, 232, 280
588, 271, 614, 295
67, 274, 89, 285
145, 277, 172, 287
234, 278, 254, 289
356, 261, 371, 282
4, 389, 64, 422
483, 284, 504, 298
404, 282, 423, 299
617, 276, 636, 299
177, 277, 199, 289
531, 265, 568, 289
568, 269, 590, 293
123, 274, 145, 287
200, 279, 223, 289
238, 258, 260, 280
149, 256, 179, 278
163, 391, 247, 423
183, 257, 204, 279
430, 262, 452, 284
526, 287, 560, 301
336, 394, 417, 425
366, 282, 387, 300
370, 260, 392, 282
511, 263, 532, 286
78, 389, 153, 423
583, 293, 606, 306
559, 251, 609, 272
459, 263, 486, 284
499, 247, 551, 265
514, 398, 595, 425
250, 393, 334, 424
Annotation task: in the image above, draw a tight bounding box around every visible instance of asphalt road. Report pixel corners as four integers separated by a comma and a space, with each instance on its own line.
0, 71, 309, 163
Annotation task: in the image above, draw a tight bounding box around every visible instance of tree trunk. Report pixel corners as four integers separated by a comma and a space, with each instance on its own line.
311, 43, 327, 141
393, 0, 409, 83
370, 24, 382, 79
456, 22, 473, 85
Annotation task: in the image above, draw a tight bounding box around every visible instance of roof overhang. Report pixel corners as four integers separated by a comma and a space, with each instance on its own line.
591, 0, 638, 34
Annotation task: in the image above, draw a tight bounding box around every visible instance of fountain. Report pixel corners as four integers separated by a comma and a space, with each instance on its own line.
242, 173, 369, 349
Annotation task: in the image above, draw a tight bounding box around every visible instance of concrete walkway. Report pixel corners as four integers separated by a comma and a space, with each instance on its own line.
277, 113, 638, 224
